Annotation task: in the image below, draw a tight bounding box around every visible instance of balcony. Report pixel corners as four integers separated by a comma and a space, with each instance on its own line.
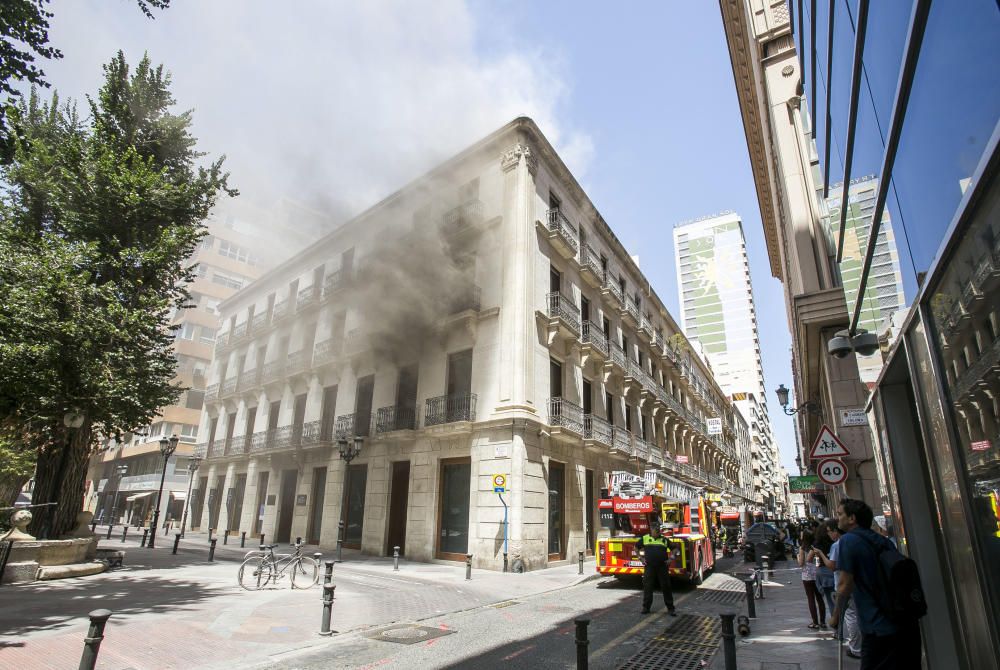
220, 377, 238, 397
375, 406, 418, 434
250, 311, 271, 335
237, 368, 261, 392
272, 300, 290, 323
601, 275, 625, 309
261, 360, 285, 385
638, 314, 654, 343
344, 328, 368, 358
424, 393, 477, 428
324, 267, 354, 298
296, 285, 321, 312
224, 433, 245, 456
953, 335, 1000, 398
647, 447, 664, 468
610, 427, 633, 458
621, 300, 639, 329
443, 200, 485, 235
547, 397, 584, 439
249, 429, 274, 454
448, 284, 482, 314
653, 330, 666, 355
538, 208, 579, 260
335, 412, 372, 439
300, 420, 331, 447
632, 436, 650, 462
607, 342, 628, 376
206, 383, 220, 400
972, 254, 996, 289
313, 337, 343, 367
285, 349, 312, 376
578, 244, 604, 288
214, 338, 228, 356
583, 414, 613, 450
580, 322, 609, 363
546, 292, 581, 340
230, 321, 249, 344
193, 442, 208, 458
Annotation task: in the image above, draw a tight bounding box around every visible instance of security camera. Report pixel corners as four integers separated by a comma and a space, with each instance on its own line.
827, 330, 853, 358
852, 330, 880, 357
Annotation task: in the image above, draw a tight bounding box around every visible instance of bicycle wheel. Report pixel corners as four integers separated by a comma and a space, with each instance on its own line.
238, 556, 274, 591
291, 555, 320, 589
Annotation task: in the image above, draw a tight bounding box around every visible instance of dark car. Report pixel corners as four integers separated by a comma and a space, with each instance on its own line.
742, 522, 787, 562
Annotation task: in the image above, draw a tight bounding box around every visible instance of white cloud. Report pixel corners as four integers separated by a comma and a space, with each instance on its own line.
41, 0, 592, 244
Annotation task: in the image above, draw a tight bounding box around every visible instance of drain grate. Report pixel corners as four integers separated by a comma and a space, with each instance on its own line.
699, 588, 745, 604
363, 625, 456, 645
618, 614, 720, 670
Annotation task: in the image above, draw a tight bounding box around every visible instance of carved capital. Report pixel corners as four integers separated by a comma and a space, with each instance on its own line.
501, 143, 538, 175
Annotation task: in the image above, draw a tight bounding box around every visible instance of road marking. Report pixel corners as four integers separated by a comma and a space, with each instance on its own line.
588, 589, 697, 662
502, 644, 536, 660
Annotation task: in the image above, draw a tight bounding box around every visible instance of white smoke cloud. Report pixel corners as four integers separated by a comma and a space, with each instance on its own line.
40, 0, 593, 256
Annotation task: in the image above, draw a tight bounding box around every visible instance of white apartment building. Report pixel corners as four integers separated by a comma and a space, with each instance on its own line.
193, 118, 745, 570
673, 213, 782, 511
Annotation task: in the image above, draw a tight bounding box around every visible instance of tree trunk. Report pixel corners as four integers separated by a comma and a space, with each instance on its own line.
0, 474, 31, 508
29, 424, 93, 538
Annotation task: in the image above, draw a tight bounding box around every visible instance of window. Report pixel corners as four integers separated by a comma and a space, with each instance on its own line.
199, 235, 214, 250
550, 359, 563, 398
185, 390, 205, 410
204, 298, 221, 314
217, 239, 258, 265
211, 272, 244, 290
438, 459, 471, 558
198, 326, 216, 344
175, 323, 196, 341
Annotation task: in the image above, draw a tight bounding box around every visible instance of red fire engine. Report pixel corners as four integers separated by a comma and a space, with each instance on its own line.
596, 470, 715, 584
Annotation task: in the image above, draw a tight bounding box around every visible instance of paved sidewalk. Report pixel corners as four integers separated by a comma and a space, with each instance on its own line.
0, 527, 599, 670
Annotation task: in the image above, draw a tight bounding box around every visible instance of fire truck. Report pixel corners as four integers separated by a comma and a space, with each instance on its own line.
595, 470, 715, 584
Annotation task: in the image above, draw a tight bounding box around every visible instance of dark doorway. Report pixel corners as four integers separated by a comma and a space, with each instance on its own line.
343, 464, 368, 549
230, 473, 247, 532
582, 379, 593, 415
276, 469, 297, 543
355, 375, 374, 437
387, 461, 411, 555
209, 474, 225, 530
321, 385, 338, 441
438, 458, 471, 560
253, 471, 269, 536
446, 350, 474, 421
586, 469, 595, 555
395, 366, 419, 430
292, 393, 307, 445
550, 359, 563, 397
548, 461, 565, 560
550, 266, 561, 293
308, 467, 327, 544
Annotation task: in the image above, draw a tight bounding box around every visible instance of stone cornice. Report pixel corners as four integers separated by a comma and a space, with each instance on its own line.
718, 0, 783, 281
500, 142, 538, 175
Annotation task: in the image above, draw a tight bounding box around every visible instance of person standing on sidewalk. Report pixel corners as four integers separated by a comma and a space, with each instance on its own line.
797, 531, 826, 629
815, 520, 862, 658
828, 498, 922, 669
637, 521, 677, 616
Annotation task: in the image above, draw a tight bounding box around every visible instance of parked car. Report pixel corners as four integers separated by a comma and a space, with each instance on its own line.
742, 522, 787, 562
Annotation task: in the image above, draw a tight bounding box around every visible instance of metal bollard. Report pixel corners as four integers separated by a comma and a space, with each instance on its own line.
575, 618, 590, 670
320, 582, 336, 635
208, 538, 217, 562
296, 536, 302, 546
578, 551, 584, 575
761, 554, 771, 581
259, 533, 265, 546
78, 609, 112, 670
465, 554, 472, 580
744, 577, 757, 618
106, 524, 113, 540
223, 529, 229, 545
719, 613, 737, 670
336, 521, 344, 563
208, 528, 214, 543
140, 529, 149, 548
164, 521, 170, 536
91, 520, 97, 533
241, 531, 247, 548
172, 533, 181, 555
503, 552, 509, 573
736, 614, 751, 637
121, 526, 128, 543
756, 568, 765, 600
393, 546, 400, 571
323, 560, 335, 586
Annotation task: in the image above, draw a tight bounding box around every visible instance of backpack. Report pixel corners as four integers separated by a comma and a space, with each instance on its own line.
862, 533, 928, 623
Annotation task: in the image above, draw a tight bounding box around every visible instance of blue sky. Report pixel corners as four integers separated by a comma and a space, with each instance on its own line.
36, 0, 799, 473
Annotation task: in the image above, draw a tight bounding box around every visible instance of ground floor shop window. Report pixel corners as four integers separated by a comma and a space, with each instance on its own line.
548, 461, 565, 560
438, 459, 471, 559
343, 464, 367, 549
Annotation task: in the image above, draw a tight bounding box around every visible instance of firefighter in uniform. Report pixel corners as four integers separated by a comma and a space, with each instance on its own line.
637, 520, 677, 615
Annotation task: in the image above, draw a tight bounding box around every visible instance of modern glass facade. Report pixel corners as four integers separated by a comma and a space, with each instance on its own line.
793, 0, 1000, 666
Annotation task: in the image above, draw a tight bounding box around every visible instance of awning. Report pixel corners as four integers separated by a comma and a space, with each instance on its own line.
125, 492, 154, 502
170, 491, 187, 502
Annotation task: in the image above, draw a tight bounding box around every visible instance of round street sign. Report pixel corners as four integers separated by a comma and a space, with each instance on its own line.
817, 458, 848, 486
492, 474, 507, 492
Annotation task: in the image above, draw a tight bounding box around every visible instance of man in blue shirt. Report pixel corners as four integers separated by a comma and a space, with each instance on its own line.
828, 498, 921, 669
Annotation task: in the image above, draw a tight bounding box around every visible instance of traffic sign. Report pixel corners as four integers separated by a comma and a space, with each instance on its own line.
492, 474, 507, 493
809, 425, 850, 459
817, 458, 848, 486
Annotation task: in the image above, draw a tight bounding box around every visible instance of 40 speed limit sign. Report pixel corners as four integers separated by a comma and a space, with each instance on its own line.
817, 458, 848, 486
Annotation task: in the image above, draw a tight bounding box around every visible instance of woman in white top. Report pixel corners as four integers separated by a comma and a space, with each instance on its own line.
797, 530, 827, 630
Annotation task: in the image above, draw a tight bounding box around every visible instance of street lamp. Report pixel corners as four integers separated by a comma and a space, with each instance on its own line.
774, 384, 823, 417
111, 464, 128, 524
149, 434, 179, 548
180, 455, 202, 538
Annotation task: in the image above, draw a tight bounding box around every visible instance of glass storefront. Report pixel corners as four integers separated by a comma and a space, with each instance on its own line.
344, 464, 367, 548
548, 461, 565, 559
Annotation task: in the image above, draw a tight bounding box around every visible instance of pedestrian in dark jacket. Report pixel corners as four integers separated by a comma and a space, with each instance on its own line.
637, 522, 677, 616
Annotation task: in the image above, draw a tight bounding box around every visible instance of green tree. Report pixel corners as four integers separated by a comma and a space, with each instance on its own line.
0, 52, 233, 536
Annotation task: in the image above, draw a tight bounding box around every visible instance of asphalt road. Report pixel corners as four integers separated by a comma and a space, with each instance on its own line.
261, 573, 705, 670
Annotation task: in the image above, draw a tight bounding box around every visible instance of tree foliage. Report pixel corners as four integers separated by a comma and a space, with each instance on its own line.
0, 52, 233, 534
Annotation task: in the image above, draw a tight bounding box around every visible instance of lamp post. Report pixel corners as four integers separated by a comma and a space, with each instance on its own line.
336, 435, 364, 556
180, 455, 202, 538
110, 464, 128, 524
148, 434, 179, 549
774, 384, 823, 417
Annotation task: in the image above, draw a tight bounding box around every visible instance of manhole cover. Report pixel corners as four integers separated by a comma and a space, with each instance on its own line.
364, 625, 456, 645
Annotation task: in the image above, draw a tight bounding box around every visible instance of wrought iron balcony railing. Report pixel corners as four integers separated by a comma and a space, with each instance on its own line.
449, 285, 482, 314
193, 442, 208, 458
547, 397, 584, 435
286, 350, 311, 376
632, 436, 650, 461
312, 337, 343, 366
609, 342, 628, 370
602, 274, 625, 306
376, 406, 418, 434
583, 414, 613, 447
250, 311, 270, 334
206, 383, 220, 399
581, 321, 609, 357
299, 420, 325, 446
444, 200, 485, 232
424, 393, 477, 426
335, 412, 372, 439
579, 244, 603, 278
547, 292, 581, 336
261, 360, 285, 384
545, 208, 579, 255
296, 285, 321, 312
237, 368, 261, 392
324, 267, 354, 296
220, 377, 238, 397
611, 426, 633, 457
272, 300, 290, 323
249, 429, 274, 453
230, 322, 249, 343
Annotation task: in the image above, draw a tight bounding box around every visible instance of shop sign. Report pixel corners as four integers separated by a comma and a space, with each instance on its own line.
789, 475, 822, 493
707, 418, 723, 435
971, 440, 991, 452
676, 455, 689, 463
613, 496, 654, 513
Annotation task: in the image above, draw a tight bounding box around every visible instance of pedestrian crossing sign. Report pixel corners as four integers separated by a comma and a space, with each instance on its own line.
809, 425, 850, 459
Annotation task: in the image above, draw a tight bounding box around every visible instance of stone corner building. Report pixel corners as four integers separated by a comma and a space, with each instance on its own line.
193, 118, 748, 570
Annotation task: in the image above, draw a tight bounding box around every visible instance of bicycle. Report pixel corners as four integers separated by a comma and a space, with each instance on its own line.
238, 542, 320, 591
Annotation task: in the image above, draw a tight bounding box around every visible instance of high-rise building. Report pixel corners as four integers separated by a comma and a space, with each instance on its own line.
673, 213, 780, 512
825, 177, 906, 386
